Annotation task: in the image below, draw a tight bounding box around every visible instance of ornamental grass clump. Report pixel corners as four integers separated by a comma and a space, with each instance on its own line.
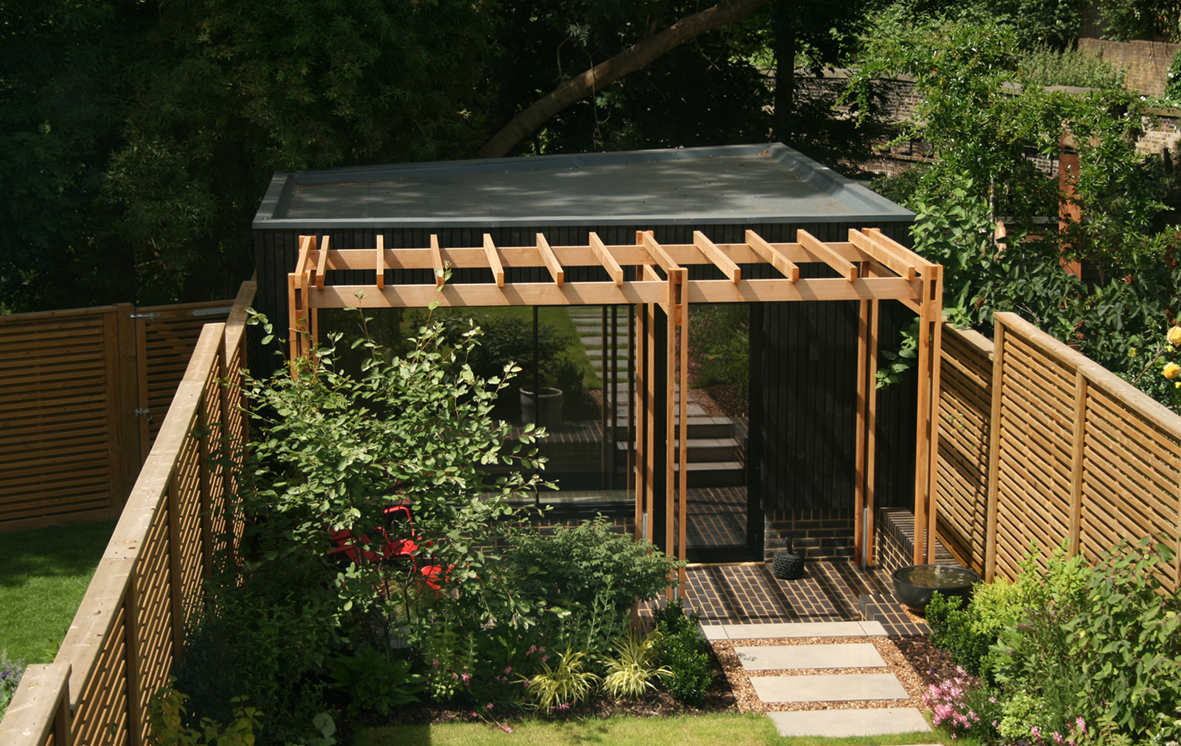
602, 629, 671, 699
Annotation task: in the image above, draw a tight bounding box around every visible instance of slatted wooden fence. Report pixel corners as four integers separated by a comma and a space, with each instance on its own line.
984, 312, 1181, 589
0, 297, 243, 531
932, 312, 1181, 591
934, 323, 994, 576
0, 281, 254, 746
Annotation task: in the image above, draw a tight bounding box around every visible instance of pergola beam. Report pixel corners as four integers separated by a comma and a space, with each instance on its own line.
693, 231, 741, 283
483, 234, 505, 287
745, 230, 799, 282
537, 233, 565, 286
589, 232, 625, 285
798, 229, 858, 281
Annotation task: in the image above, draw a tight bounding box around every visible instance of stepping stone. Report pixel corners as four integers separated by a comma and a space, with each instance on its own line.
751, 673, 908, 703
705, 621, 885, 640
767, 708, 932, 738
735, 643, 886, 670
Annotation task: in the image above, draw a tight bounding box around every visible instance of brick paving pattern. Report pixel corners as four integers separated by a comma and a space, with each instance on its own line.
684, 561, 929, 638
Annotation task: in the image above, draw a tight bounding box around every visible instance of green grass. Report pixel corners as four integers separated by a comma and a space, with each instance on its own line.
0, 519, 115, 663
356, 714, 945, 746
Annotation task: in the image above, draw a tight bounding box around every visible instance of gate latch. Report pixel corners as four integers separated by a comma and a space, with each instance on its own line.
135, 407, 154, 423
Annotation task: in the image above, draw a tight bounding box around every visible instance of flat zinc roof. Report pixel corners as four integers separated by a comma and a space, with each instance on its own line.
253, 143, 912, 230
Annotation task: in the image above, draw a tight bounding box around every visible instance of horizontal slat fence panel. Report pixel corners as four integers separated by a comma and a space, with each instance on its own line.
980, 313, 1181, 591
0, 281, 255, 746
137, 301, 236, 449
0, 297, 240, 532
0, 307, 125, 529
934, 323, 992, 575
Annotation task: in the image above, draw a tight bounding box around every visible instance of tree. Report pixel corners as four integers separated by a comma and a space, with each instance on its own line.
476, 0, 773, 159
102, 0, 497, 304
0, 0, 151, 312
850, 19, 1181, 407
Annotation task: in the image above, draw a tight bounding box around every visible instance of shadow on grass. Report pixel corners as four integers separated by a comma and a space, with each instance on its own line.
0, 519, 115, 588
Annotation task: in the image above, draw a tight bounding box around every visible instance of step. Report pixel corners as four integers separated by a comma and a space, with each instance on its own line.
767, 709, 933, 738
614, 416, 735, 439
674, 461, 745, 488
735, 643, 887, 670
615, 403, 708, 417
751, 673, 909, 703
616, 437, 741, 462
700, 621, 887, 641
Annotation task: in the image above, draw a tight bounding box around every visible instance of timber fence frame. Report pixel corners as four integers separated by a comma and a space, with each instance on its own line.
934, 312, 1181, 591
0, 280, 255, 746
0, 296, 243, 532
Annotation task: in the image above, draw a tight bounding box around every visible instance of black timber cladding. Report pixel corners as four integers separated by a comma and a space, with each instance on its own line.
252, 143, 918, 528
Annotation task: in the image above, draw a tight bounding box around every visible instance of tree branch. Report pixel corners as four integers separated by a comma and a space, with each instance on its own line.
474, 0, 771, 159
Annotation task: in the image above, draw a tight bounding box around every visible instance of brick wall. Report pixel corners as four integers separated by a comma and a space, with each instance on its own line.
763, 508, 855, 562
874, 508, 961, 577
1078, 37, 1179, 98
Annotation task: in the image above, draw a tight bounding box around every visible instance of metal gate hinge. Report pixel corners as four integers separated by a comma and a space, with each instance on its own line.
135, 408, 154, 422
130, 312, 161, 320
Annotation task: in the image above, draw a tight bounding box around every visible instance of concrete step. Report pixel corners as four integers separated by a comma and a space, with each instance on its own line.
735, 643, 887, 671
767, 709, 933, 738
751, 673, 909, 703
616, 437, 741, 463
673, 460, 745, 488
700, 621, 887, 641
614, 416, 735, 440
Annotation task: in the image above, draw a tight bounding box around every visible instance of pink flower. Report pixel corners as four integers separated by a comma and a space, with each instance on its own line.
485, 702, 494, 711
1076, 718, 1087, 734
1032, 726, 1042, 740
462, 672, 471, 685
499, 725, 513, 734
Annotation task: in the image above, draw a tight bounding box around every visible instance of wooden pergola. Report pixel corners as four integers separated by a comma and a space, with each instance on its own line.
287, 227, 944, 591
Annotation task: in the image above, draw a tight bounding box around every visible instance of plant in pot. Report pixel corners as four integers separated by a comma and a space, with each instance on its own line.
436, 314, 571, 424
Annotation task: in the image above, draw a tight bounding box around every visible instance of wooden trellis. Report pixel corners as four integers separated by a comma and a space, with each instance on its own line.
287, 228, 944, 584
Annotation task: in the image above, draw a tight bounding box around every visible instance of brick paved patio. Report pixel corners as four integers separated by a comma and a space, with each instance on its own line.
682, 560, 929, 638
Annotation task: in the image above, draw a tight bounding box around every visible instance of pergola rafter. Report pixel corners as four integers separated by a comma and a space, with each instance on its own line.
287, 228, 944, 589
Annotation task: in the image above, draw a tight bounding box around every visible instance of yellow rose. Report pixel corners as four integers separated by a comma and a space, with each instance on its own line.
1170, 326, 1181, 347
1165, 362, 1181, 380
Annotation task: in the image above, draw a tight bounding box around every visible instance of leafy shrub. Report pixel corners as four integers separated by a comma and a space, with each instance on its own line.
1017, 46, 1125, 90
328, 646, 424, 716
437, 313, 571, 391
602, 629, 671, 699
1066, 538, 1181, 741
652, 600, 713, 707
921, 668, 999, 739
507, 517, 680, 617
926, 577, 1025, 679
147, 681, 263, 746
0, 651, 25, 720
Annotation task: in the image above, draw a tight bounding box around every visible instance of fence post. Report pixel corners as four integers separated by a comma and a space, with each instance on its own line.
167, 471, 185, 657
984, 318, 1006, 582
115, 303, 142, 515
125, 568, 144, 746
1068, 371, 1087, 556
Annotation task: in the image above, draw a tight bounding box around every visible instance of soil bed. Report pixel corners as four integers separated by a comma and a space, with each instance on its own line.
368, 633, 952, 728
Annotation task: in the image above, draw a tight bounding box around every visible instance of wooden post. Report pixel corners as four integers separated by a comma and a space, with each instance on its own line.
866, 300, 880, 564
198, 391, 214, 579
913, 275, 932, 565
125, 569, 143, 746
984, 320, 1007, 581
665, 274, 677, 584
602, 306, 609, 483
855, 300, 869, 565
1068, 370, 1087, 556
926, 266, 944, 564
115, 303, 141, 514
676, 270, 688, 595
167, 471, 185, 657
135, 309, 152, 460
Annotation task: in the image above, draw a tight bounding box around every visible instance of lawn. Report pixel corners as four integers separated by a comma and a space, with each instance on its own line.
0, 519, 115, 663
356, 714, 945, 746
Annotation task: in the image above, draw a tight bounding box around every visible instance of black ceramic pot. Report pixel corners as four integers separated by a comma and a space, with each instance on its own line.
892, 564, 979, 610
772, 548, 805, 580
